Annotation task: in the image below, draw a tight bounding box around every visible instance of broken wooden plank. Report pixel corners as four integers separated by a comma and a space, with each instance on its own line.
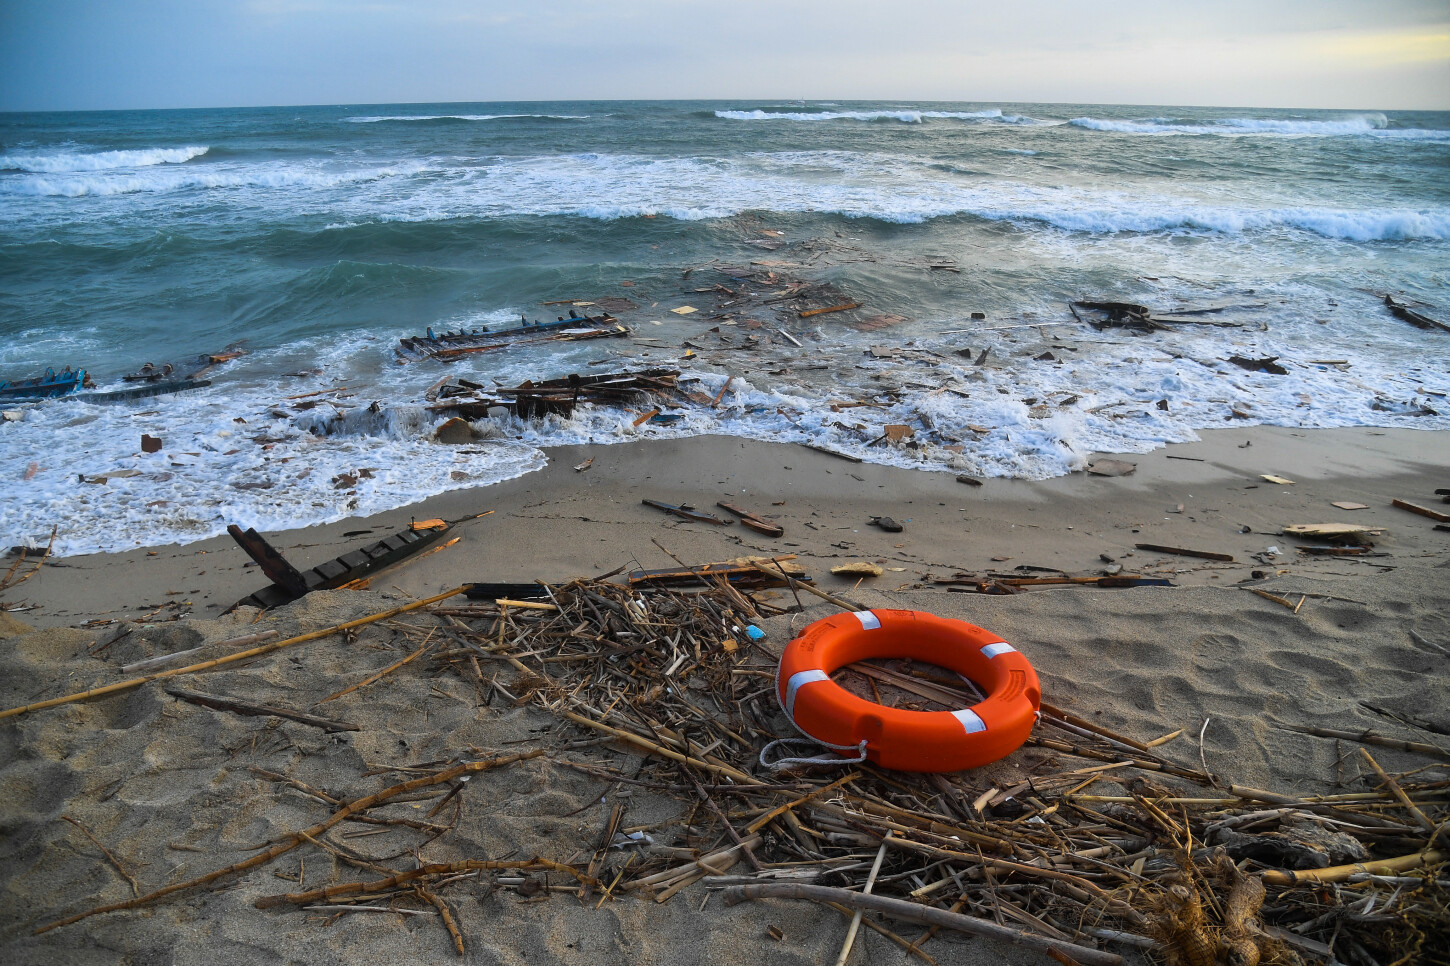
1391, 499, 1450, 523
641, 499, 730, 526
1383, 295, 1450, 334
716, 502, 783, 537
1086, 460, 1136, 477
229, 521, 453, 612
1281, 523, 1384, 544
227, 525, 308, 598
1134, 543, 1234, 562
803, 444, 862, 463
164, 686, 359, 732
799, 302, 861, 319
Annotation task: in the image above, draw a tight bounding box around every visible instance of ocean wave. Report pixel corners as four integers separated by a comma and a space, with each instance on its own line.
1064, 113, 1440, 137
6, 146, 1445, 243
1, 160, 427, 198
345, 114, 588, 123
715, 108, 1031, 124
0, 145, 209, 173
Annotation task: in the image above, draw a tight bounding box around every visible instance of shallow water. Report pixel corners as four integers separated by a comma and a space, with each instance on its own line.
1, 100, 1446, 554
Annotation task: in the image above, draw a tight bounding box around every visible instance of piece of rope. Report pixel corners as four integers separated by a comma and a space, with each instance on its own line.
759, 737, 868, 772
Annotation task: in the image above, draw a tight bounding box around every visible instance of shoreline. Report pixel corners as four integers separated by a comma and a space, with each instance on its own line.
8, 424, 1448, 629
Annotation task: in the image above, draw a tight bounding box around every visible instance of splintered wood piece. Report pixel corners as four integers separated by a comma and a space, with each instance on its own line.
716, 502, 783, 537
831, 562, 883, 577
1260, 474, 1295, 485
1134, 543, 1233, 561
800, 302, 861, 318
227, 524, 308, 597
1330, 501, 1369, 510
1086, 460, 1136, 477
642, 498, 730, 525
1246, 588, 1296, 610
1392, 498, 1450, 523
1281, 523, 1384, 543
573, 458, 593, 472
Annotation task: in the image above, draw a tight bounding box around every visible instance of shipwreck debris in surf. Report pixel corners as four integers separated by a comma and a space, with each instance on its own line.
427, 369, 683, 422
1070, 299, 1248, 333
397, 313, 629, 362
1383, 295, 1450, 334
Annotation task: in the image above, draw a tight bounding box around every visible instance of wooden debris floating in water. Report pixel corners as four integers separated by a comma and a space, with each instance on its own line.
427, 369, 682, 422
1383, 294, 1450, 334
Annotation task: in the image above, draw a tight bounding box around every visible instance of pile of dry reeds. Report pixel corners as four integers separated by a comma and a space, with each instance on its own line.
27, 575, 1448, 964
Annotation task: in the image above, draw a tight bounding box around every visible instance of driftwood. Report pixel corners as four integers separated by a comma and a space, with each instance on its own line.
163, 686, 358, 732
1134, 543, 1234, 562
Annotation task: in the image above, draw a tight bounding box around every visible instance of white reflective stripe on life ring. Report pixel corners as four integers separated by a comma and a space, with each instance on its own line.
952, 709, 988, 734
785, 669, 830, 719
981, 642, 1016, 658
853, 610, 882, 630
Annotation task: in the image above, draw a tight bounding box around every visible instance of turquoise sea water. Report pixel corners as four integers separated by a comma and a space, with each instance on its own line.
1, 101, 1447, 553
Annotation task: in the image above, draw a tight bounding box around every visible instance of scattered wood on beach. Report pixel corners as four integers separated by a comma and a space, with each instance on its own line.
9, 566, 1447, 964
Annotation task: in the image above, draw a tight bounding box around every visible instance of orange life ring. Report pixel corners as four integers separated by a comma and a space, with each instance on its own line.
776, 610, 1041, 772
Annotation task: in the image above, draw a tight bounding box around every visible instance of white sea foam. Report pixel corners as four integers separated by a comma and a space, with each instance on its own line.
0, 145, 209, 173
3, 292, 1446, 557
2, 159, 427, 198
715, 108, 1027, 123
8, 147, 1445, 242
1066, 112, 1448, 139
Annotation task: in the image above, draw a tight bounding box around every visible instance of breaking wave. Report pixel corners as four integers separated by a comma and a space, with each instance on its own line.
345, 114, 589, 123
716, 108, 1036, 124
1066, 113, 1421, 137
0, 145, 209, 173
1, 160, 427, 198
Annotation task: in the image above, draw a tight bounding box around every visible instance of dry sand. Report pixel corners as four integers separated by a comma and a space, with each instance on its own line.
1, 426, 1447, 964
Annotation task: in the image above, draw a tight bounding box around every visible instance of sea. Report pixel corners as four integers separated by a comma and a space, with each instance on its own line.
1, 101, 1447, 556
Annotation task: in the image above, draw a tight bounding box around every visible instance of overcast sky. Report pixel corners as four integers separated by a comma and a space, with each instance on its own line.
2, 0, 1446, 112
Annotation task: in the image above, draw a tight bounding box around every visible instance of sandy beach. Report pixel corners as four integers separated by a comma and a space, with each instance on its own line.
2, 425, 1447, 965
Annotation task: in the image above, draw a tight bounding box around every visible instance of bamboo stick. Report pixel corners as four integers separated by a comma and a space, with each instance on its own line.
834, 833, 889, 966
722, 882, 1124, 966
1280, 723, 1449, 758
1, 587, 470, 721
318, 635, 434, 704
1260, 849, 1444, 886
1359, 748, 1438, 835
